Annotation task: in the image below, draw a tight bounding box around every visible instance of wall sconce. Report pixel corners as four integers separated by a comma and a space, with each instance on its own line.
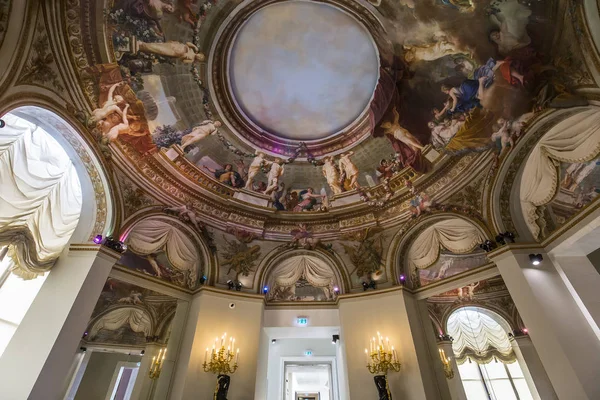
438, 348, 454, 379
529, 254, 543, 266
149, 348, 166, 379
203, 333, 239, 399
365, 332, 401, 399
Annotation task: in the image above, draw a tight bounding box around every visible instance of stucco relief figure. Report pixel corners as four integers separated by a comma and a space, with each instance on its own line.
133, 39, 206, 64
264, 158, 285, 195
245, 152, 268, 190
338, 151, 360, 190
322, 156, 343, 195
380, 108, 424, 153
180, 120, 221, 150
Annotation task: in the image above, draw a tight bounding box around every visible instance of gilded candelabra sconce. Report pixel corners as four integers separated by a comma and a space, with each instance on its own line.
203, 333, 239, 400
439, 348, 454, 379
365, 332, 401, 400
148, 348, 166, 379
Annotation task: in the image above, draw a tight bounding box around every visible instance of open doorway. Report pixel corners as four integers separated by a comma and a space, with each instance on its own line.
285, 362, 333, 400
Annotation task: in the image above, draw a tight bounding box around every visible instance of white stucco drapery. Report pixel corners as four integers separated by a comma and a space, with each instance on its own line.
0, 113, 82, 279
520, 107, 600, 239
126, 219, 200, 287
271, 255, 335, 288
407, 218, 486, 270
90, 308, 152, 339
447, 307, 516, 364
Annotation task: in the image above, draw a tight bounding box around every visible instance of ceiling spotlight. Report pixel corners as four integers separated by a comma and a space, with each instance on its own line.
199, 275, 207, 285
333, 286, 339, 294
271, 339, 276, 344
332, 334, 340, 344
479, 240, 496, 252
227, 280, 235, 290
93, 234, 103, 244
399, 275, 406, 285
0, 119, 5, 128
263, 286, 269, 294
235, 281, 243, 291
529, 254, 543, 266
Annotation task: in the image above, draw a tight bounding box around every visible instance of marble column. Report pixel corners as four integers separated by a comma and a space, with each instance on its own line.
511, 335, 557, 400
0, 244, 120, 400
437, 341, 467, 400
338, 289, 442, 400
490, 245, 600, 399
131, 342, 163, 400
152, 299, 190, 399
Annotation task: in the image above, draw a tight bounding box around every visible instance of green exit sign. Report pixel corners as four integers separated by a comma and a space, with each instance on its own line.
297, 317, 308, 325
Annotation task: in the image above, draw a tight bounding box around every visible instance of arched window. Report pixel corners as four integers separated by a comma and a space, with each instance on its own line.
447, 307, 534, 400
0, 111, 83, 356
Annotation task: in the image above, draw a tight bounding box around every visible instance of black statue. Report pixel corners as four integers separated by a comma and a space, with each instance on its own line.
214, 374, 230, 400
374, 375, 391, 400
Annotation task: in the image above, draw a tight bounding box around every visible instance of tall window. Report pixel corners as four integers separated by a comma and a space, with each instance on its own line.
0, 112, 82, 356
447, 307, 534, 400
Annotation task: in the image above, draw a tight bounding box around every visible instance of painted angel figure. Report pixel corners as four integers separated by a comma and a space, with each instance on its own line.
134, 39, 207, 64
403, 38, 464, 64
380, 107, 424, 152
245, 152, 269, 190
488, 0, 532, 55
338, 151, 361, 190
91, 82, 126, 123
103, 104, 130, 141
180, 120, 221, 150
491, 118, 514, 157
164, 203, 205, 232
322, 156, 343, 195
264, 158, 285, 195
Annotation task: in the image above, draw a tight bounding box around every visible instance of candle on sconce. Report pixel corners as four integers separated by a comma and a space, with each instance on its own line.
386, 337, 390, 351
235, 348, 239, 364
204, 348, 208, 364
365, 348, 369, 365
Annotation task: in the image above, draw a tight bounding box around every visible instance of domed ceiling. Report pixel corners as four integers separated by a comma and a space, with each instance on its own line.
68, 0, 599, 294
228, 1, 379, 142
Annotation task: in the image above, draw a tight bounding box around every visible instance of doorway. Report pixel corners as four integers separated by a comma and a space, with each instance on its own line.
284, 362, 333, 400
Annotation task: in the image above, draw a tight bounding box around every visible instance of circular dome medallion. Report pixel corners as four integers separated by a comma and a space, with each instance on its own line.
212, 0, 382, 157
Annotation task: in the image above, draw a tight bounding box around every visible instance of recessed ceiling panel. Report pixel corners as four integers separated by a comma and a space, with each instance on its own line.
229, 1, 379, 141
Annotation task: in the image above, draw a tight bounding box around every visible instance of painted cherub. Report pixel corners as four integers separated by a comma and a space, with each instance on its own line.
91, 82, 126, 123
491, 117, 514, 157
104, 104, 130, 141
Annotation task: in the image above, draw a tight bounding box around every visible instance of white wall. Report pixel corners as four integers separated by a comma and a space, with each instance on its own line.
74, 352, 141, 400
170, 290, 264, 400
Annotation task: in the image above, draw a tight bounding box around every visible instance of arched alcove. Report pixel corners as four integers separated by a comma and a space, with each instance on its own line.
512, 106, 600, 241
120, 215, 209, 289
388, 214, 489, 288
258, 249, 346, 302
88, 306, 154, 346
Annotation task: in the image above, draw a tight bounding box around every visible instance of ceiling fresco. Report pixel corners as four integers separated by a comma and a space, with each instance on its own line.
62, 0, 600, 297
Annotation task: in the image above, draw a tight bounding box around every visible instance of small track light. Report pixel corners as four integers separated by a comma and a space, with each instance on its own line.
529, 254, 543, 266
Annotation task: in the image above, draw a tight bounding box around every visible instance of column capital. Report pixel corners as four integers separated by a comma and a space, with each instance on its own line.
68, 243, 122, 261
